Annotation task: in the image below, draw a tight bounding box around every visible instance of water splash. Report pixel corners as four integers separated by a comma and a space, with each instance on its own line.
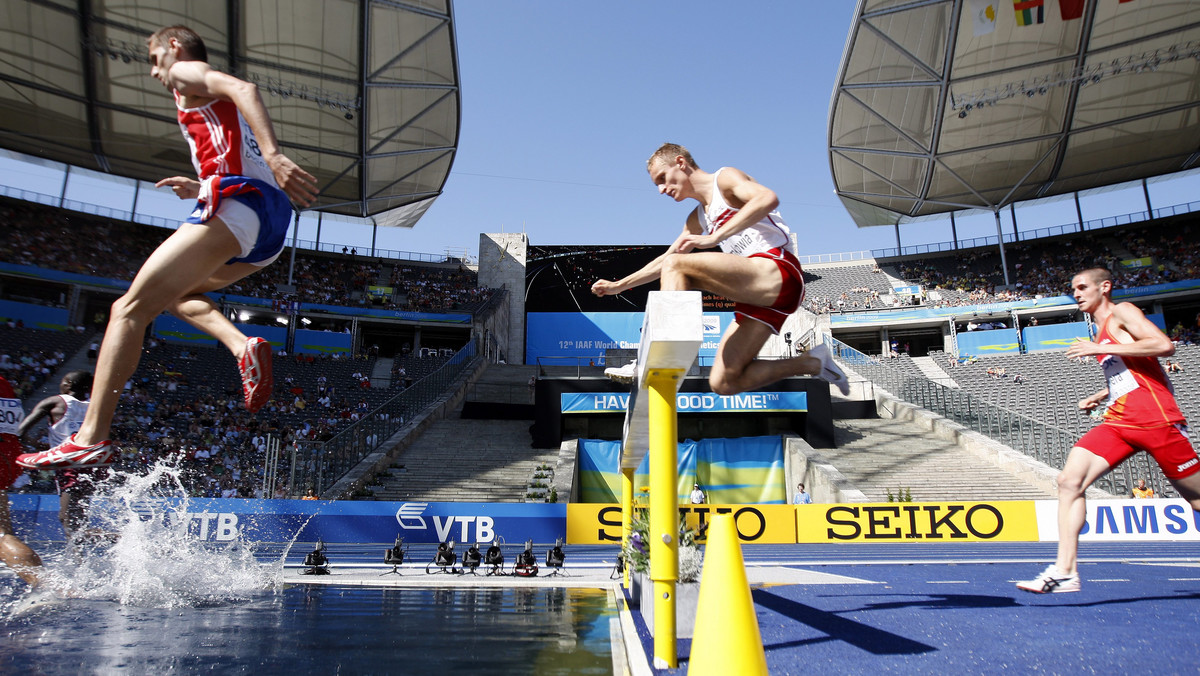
31, 458, 283, 608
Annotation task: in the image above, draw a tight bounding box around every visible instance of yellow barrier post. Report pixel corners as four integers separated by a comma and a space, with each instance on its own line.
621, 466, 634, 588
647, 368, 681, 670
689, 513, 767, 675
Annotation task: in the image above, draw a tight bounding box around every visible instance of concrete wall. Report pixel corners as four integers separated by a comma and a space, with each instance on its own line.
477, 233, 528, 364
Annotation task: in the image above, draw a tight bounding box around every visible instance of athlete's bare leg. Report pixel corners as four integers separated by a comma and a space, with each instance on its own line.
166, 262, 266, 355
1166, 471, 1200, 511
1053, 446, 1113, 575
710, 321, 823, 395
660, 251, 821, 395
73, 219, 244, 447
0, 493, 42, 586
659, 251, 782, 306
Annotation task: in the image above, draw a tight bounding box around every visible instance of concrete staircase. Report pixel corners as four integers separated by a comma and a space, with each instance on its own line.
911, 356, 959, 389
370, 364, 556, 502
820, 417, 1055, 501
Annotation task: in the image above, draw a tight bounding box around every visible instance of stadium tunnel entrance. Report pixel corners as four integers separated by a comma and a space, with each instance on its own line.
358, 322, 471, 359
884, 327, 945, 357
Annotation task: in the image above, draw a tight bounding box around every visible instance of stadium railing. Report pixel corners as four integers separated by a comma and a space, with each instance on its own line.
869, 197, 1200, 259
289, 339, 479, 495
825, 336, 1170, 498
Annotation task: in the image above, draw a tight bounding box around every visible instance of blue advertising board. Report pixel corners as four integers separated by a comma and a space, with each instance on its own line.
560, 391, 808, 414
154, 316, 287, 348
0, 299, 70, 331
526, 311, 732, 363
956, 328, 1020, 356
7, 495, 567, 544
294, 328, 352, 355
1022, 322, 1089, 352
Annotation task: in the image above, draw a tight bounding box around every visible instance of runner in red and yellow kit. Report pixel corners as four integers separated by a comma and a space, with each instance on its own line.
1018, 267, 1200, 594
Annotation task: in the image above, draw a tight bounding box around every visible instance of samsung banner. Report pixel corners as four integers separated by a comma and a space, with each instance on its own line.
1035, 499, 1200, 542
526, 311, 732, 364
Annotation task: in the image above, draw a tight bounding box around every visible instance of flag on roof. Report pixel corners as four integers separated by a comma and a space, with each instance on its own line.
971, 0, 997, 36
1013, 0, 1045, 26
1059, 0, 1085, 21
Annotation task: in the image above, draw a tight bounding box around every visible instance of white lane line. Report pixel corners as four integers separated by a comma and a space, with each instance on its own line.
926, 580, 969, 584
1090, 579, 1130, 582
1168, 577, 1200, 581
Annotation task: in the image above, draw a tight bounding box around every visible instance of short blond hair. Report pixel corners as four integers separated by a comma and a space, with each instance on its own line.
647, 143, 698, 171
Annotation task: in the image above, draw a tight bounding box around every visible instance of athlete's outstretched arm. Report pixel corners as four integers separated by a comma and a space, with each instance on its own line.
592, 216, 701, 296
167, 60, 318, 207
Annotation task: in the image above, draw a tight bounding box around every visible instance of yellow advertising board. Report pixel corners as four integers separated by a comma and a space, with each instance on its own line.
796, 501, 1039, 543
567, 503, 797, 545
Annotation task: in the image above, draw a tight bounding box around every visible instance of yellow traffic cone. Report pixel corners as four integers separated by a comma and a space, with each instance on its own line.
687, 513, 768, 675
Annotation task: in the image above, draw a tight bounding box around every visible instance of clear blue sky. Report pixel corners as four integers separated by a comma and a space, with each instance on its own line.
2, 1, 1197, 261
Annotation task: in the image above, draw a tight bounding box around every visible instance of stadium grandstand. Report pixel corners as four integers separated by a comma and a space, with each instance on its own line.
2, 0, 1199, 514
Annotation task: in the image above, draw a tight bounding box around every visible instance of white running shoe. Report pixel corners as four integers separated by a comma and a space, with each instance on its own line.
604, 360, 637, 384
807, 344, 850, 396
1016, 565, 1081, 594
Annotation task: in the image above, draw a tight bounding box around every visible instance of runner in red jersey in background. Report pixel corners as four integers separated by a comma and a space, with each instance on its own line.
0, 375, 43, 586
1017, 267, 1200, 593
17, 25, 317, 473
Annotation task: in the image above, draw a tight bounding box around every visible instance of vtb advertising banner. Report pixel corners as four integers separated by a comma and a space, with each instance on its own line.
566, 504, 797, 545
795, 501, 1040, 542
8, 496, 566, 544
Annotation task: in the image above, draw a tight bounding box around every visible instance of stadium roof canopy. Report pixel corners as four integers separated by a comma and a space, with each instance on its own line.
829, 0, 1200, 229
0, 0, 460, 227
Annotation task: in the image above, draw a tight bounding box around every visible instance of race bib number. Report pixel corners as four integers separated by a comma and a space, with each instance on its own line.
0, 397, 25, 435
1100, 355, 1138, 404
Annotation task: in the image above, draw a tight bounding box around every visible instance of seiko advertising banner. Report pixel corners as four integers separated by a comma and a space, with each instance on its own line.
566, 504, 797, 545
795, 501, 1040, 543
1034, 499, 1200, 542
560, 391, 807, 415
7, 496, 566, 544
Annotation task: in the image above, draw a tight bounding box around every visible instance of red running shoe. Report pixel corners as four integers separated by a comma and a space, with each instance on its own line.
17, 435, 116, 469
239, 336, 273, 413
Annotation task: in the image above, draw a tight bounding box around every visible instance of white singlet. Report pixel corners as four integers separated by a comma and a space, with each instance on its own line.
696, 168, 794, 257
47, 394, 89, 447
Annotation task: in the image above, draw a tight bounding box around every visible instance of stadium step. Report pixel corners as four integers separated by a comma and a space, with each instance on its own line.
910, 356, 959, 389
372, 414, 557, 502
822, 417, 1055, 502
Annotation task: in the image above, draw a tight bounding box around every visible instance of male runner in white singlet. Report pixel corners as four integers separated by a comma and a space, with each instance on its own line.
18, 372, 99, 541
18, 25, 317, 472
591, 143, 847, 396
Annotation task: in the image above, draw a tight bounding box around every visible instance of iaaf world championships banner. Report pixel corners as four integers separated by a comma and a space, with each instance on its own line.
525, 311, 733, 364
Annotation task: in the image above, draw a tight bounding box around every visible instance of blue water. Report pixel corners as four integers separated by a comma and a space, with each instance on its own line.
0, 584, 615, 674
2, 462, 615, 674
